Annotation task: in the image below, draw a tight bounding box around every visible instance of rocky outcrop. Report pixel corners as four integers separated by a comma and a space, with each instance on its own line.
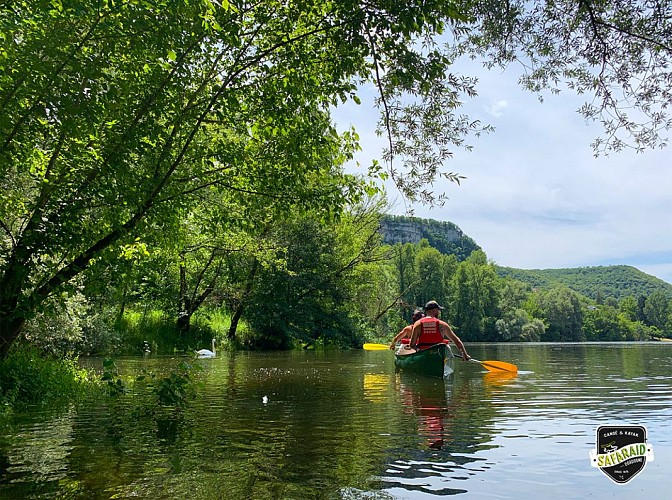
379, 215, 480, 260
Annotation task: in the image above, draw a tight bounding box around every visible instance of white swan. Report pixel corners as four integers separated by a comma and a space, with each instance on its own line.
196, 338, 216, 358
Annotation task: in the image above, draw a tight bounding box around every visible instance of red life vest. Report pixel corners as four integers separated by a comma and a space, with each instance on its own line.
415, 317, 445, 347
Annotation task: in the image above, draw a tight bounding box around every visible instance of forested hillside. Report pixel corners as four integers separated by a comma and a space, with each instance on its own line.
380, 216, 672, 301
496, 265, 672, 301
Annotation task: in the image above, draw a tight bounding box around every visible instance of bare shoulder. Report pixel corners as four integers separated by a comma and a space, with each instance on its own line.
439, 321, 455, 335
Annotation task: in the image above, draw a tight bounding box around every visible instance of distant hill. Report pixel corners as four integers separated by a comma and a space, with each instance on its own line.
379, 215, 480, 261
380, 215, 672, 301
496, 265, 672, 301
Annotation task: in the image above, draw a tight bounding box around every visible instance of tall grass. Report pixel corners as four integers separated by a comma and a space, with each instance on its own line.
0, 344, 91, 409
113, 307, 247, 354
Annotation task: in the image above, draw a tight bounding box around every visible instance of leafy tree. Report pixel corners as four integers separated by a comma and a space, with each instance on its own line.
536, 286, 584, 341
637, 295, 648, 323
4, 1, 672, 358
414, 245, 446, 307
495, 309, 544, 342
450, 251, 499, 340
354, 247, 403, 340
2, 1, 473, 357
583, 305, 626, 341
150, 193, 242, 334
498, 279, 530, 314
618, 315, 657, 341
242, 205, 385, 348
619, 295, 639, 322
393, 242, 420, 315
455, 0, 672, 153
494, 279, 544, 342
643, 291, 670, 333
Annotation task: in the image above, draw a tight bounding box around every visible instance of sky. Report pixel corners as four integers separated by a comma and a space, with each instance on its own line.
332, 59, 672, 284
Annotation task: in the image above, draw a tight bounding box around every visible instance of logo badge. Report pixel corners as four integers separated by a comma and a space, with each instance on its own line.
589, 425, 654, 484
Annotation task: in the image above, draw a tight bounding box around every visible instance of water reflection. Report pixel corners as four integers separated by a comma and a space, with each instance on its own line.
2, 406, 75, 485
482, 370, 518, 387
364, 373, 393, 403
378, 369, 500, 496
398, 374, 452, 450
0, 344, 670, 499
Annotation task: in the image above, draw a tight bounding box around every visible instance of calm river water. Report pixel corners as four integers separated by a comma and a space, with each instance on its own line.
0, 342, 670, 499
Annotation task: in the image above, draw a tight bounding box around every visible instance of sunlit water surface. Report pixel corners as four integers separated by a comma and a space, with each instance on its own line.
1, 343, 670, 499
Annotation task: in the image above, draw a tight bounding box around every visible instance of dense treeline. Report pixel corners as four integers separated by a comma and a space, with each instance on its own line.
8, 205, 672, 359
375, 240, 669, 343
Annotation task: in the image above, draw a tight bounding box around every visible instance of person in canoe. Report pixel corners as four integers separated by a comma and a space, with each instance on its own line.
389, 309, 425, 349
407, 300, 471, 361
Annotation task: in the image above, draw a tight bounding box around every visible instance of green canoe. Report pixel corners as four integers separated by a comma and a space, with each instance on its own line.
394, 343, 454, 378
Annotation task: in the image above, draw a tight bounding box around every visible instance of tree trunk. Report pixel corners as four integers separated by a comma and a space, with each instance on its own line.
0, 315, 25, 359
226, 259, 259, 343
227, 305, 243, 342
0, 253, 33, 359
177, 260, 191, 333
177, 310, 192, 333
177, 255, 220, 334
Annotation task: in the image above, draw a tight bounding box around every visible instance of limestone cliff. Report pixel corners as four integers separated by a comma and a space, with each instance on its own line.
379, 215, 480, 261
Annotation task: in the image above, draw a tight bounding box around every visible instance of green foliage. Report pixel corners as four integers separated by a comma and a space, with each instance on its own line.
583, 306, 627, 341
643, 291, 671, 332
450, 252, 500, 341
535, 287, 585, 342
113, 308, 226, 355
496, 265, 672, 301
583, 306, 656, 341
101, 357, 127, 396
0, 344, 90, 407
3, 1, 672, 357
101, 358, 200, 414
1, 0, 489, 357
380, 225, 672, 342
21, 288, 118, 356
495, 309, 544, 342
618, 295, 640, 322
414, 246, 447, 306
242, 207, 384, 349
137, 361, 200, 411
455, 0, 672, 153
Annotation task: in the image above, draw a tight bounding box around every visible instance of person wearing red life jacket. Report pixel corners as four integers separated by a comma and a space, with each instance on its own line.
409, 301, 471, 361
389, 309, 424, 349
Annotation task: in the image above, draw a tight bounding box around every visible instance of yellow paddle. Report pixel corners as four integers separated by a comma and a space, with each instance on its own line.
363, 343, 518, 372
363, 343, 391, 350
460, 355, 518, 373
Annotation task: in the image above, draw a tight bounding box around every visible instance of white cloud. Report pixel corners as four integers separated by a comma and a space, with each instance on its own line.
332, 60, 672, 284
485, 99, 508, 118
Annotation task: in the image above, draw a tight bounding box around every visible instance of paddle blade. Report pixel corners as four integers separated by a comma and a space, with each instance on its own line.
479, 359, 518, 373
363, 343, 390, 351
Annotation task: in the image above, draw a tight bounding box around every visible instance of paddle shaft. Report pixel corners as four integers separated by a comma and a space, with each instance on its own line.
362, 343, 390, 350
